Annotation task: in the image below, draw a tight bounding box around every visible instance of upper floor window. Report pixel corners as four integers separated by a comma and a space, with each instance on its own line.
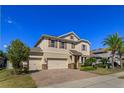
70, 35, 74, 40
49, 39, 57, 48
71, 43, 75, 49
60, 42, 66, 49
82, 44, 87, 51
61, 42, 65, 49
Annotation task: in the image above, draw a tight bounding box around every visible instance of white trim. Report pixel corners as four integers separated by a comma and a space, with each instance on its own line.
58, 31, 81, 40
80, 39, 91, 45
29, 55, 42, 58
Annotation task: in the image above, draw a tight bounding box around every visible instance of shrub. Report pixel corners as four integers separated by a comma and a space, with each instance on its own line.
97, 58, 109, 68
84, 58, 96, 66
97, 63, 106, 68
100, 58, 108, 64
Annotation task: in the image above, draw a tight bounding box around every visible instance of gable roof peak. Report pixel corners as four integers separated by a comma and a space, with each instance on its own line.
58, 31, 80, 40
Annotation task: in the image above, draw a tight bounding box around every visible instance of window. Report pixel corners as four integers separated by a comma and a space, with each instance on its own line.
51, 40, 55, 47
60, 42, 66, 49
82, 44, 87, 51
50, 40, 57, 48
61, 42, 65, 49
60, 42, 65, 49
71, 43, 75, 49
70, 35, 74, 40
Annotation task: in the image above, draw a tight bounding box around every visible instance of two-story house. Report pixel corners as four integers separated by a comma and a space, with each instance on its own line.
29, 32, 90, 70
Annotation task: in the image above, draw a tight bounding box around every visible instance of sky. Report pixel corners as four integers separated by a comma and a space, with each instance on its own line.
0, 5, 124, 51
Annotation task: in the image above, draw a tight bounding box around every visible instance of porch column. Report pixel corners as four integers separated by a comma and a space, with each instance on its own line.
76, 56, 79, 69
79, 56, 82, 63
83, 57, 85, 65
85, 57, 87, 62
72, 55, 75, 63
78, 56, 82, 68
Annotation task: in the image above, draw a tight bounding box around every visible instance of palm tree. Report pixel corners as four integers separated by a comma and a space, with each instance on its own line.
118, 37, 124, 69
103, 33, 120, 69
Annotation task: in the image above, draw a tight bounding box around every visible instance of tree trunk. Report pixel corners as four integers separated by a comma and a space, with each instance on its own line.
112, 54, 114, 69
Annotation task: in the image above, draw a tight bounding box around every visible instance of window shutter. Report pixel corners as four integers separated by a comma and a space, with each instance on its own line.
72, 43, 75, 49
48, 39, 51, 47
56, 40, 57, 48
65, 42, 67, 49
59, 41, 61, 48
85, 45, 87, 51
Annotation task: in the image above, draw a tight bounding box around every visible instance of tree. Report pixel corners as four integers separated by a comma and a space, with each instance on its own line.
103, 33, 120, 69
7, 39, 29, 74
117, 37, 124, 68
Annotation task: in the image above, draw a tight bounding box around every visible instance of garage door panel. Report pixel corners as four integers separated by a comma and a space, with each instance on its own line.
29, 58, 42, 70
48, 59, 68, 69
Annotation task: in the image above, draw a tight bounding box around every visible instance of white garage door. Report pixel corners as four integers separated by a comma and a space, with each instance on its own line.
48, 59, 68, 69
29, 58, 42, 70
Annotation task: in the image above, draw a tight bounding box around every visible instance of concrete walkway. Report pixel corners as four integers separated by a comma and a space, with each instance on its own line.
43, 72, 124, 88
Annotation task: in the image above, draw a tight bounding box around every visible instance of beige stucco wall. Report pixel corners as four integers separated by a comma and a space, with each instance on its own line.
38, 39, 70, 54
63, 34, 79, 41
75, 42, 90, 56
37, 39, 47, 50
38, 39, 90, 56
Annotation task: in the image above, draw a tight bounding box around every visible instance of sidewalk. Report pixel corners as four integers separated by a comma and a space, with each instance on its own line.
43, 72, 124, 88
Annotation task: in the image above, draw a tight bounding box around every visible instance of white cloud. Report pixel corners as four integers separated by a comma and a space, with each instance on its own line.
3, 45, 8, 48
7, 20, 13, 24
6, 17, 14, 24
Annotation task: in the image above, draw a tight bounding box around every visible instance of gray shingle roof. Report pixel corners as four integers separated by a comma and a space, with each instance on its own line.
91, 48, 108, 54
34, 34, 90, 47
30, 47, 43, 55
90, 53, 102, 58
70, 50, 82, 56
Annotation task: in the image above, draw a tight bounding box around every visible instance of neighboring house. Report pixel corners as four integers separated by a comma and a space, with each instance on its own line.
91, 48, 124, 65
0, 57, 4, 68
29, 32, 90, 70
0, 57, 7, 68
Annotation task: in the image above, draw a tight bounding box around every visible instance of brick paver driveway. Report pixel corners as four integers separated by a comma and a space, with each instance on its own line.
31, 69, 98, 87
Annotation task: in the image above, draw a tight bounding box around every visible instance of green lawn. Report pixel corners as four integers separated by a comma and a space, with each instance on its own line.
80, 66, 124, 75
0, 69, 37, 88
80, 66, 96, 71
92, 67, 124, 75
